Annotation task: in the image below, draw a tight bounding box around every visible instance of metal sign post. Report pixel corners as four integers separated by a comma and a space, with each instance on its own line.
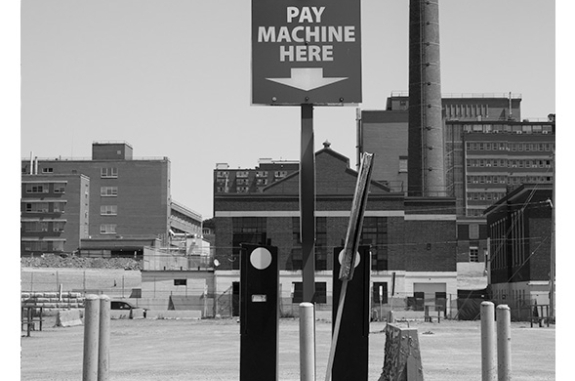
300, 104, 316, 303
250, 0, 362, 377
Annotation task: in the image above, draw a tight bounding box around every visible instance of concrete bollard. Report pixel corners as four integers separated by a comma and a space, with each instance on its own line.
83, 295, 100, 381
299, 302, 316, 381
497, 305, 511, 381
481, 302, 496, 381
98, 296, 111, 381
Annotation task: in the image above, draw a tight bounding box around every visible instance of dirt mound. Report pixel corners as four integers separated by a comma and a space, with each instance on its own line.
21, 254, 141, 270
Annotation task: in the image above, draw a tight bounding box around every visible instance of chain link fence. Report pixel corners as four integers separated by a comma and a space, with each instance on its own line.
21, 269, 552, 322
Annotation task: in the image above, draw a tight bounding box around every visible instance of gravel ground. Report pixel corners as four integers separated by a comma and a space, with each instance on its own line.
20, 317, 555, 381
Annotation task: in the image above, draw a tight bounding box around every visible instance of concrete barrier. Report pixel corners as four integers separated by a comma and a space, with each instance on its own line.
378, 324, 424, 381
56, 309, 83, 327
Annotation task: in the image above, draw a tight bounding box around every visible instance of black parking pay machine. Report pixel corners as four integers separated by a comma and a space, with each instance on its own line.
239, 243, 279, 381
332, 245, 371, 381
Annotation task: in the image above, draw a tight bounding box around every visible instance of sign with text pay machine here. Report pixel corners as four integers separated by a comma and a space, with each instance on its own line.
252, 0, 362, 105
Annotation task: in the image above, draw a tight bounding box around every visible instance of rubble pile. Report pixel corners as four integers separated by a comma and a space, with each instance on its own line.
21, 254, 141, 270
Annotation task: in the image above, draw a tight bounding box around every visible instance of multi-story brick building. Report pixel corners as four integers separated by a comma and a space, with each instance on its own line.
21, 142, 202, 257
21, 173, 90, 254
213, 143, 458, 314
484, 183, 553, 319
214, 158, 299, 194
358, 94, 555, 279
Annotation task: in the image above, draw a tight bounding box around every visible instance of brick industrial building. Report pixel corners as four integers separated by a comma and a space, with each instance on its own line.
21, 142, 202, 257
213, 143, 458, 314
484, 183, 554, 316
358, 93, 555, 284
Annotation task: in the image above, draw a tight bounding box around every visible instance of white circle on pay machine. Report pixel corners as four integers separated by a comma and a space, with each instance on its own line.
250, 247, 272, 270
338, 250, 360, 268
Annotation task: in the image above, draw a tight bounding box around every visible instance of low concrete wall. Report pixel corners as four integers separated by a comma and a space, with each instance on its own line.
146, 310, 202, 320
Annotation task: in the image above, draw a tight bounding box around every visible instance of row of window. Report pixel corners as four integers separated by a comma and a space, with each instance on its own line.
445, 103, 489, 119
100, 224, 117, 234
216, 170, 289, 180
460, 123, 553, 134
466, 192, 505, 202
101, 167, 118, 178
466, 142, 554, 152
24, 183, 66, 194
466, 158, 553, 168
22, 240, 65, 252
467, 175, 508, 184
229, 216, 389, 272
24, 166, 118, 179
466, 175, 553, 185
24, 202, 66, 213
466, 209, 485, 217
21, 221, 66, 233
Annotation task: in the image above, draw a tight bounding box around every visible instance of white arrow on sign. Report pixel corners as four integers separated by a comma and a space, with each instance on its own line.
266, 68, 347, 91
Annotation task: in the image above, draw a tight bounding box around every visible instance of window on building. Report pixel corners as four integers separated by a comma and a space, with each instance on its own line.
53, 202, 65, 213
101, 167, 118, 178
236, 171, 249, 178
470, 247, 479, 262
217, 171, 229, 178
100, 205, 118, 215
41, 168, 54, 174
22, 221, 49, 232
274, 171, 287, 178
256, 171, 267, 178
53, 221, 65, 232
398, 156, 408, 173
100, 186, 118, 197
315, 218, 328, 270
24, 202, 49, 213
290, 217, 328, 271
291, 217, 302, 270
291, 282, 327, 304
25, 183, 49, 193
232, 217, 266, 270
100, 224, 117, 234
51, 240, 65, 251
362, 217, 388, 271
53, 183, 66, 193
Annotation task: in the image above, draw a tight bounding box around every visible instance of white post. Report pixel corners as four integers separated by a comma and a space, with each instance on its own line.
481, 301, 496, 381
82, 295, 100, 381
98, 295, 111, 381
299, 302, 316, 381
497, 305, 511, 381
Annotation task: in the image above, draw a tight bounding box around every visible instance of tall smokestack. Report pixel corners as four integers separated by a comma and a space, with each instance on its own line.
408, 0, 445, 197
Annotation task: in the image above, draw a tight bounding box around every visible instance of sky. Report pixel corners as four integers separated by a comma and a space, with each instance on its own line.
16, 0, 557, 221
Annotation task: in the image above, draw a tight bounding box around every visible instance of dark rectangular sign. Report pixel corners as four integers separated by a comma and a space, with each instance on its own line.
251, 0, 362, 105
